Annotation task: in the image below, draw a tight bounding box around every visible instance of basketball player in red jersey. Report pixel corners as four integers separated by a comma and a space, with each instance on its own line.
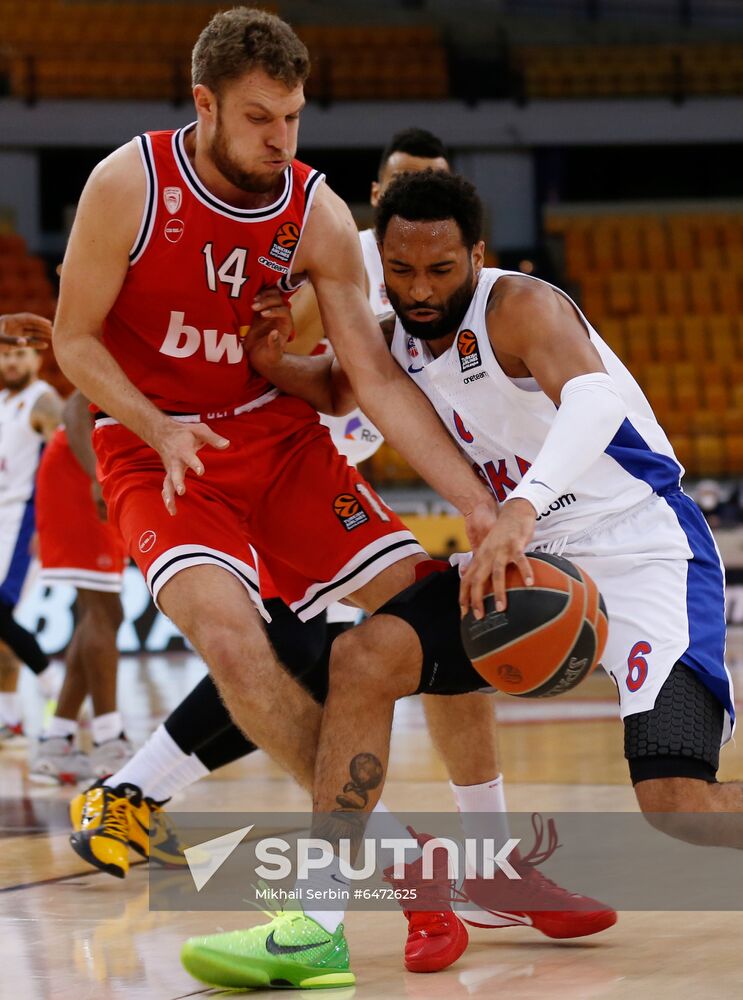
52, 9, 499, 987
30, 390, 132, 784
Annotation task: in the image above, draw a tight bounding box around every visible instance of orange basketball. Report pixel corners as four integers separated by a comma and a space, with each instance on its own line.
460, 552, 607, 697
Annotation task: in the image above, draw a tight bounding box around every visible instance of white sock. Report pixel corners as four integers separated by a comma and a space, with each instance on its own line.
367, 800, 422, 871
109, 723, 188, 797
92, 711, 124, 745
301, 854, 347, 933
37, 664, 60, 699
146, 753, 209, 801
43, 716, 78, 740
450, 775, 512, 875
0, 692, 21, 725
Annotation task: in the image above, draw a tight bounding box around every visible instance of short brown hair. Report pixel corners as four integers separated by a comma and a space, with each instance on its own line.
192, 7, 310, 94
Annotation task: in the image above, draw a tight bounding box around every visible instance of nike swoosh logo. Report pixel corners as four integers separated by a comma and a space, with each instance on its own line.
529, 478, 554, 491
265, 930, 331, 955
331, 873, 349, 886
407, 364, 424, 374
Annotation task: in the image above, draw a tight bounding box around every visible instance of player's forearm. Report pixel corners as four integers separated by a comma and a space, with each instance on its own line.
353, 369, 491, 514
62, 391, 97, 478
259, 353, 355, 415
53, 332, 170, 450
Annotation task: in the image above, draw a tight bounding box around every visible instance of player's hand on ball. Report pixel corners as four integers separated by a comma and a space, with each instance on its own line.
460, 498, 536, 620
0, 312, 53, 348
154, 419, 230, 516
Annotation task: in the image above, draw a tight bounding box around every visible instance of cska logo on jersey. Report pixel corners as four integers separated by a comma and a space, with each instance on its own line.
457, 329, 481, 373
163, 187, 182, 215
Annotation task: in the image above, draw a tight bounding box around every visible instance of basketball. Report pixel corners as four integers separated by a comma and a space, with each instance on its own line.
460, 552, 608, 697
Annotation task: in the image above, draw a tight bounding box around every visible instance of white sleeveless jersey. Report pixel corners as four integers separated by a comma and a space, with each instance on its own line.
359, 227, 390, 316
0, 380, 51, 505
318, 228, 385, 467
390, 268, 683, 546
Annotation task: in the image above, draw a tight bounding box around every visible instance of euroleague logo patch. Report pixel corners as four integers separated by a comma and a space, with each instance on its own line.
138, 530, 157, 554
269, 222, 300, 263
333, 493, 369, 532
457, 329, 481, 373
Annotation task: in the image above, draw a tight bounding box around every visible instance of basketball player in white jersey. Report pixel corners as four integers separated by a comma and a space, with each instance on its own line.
0, 339, 62, 739
249, 169, 741, 874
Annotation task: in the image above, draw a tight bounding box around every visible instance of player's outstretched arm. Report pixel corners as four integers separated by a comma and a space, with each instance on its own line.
297, 184, 495, 532
63, 390, 96, 478
460, 278, 628, 617
30, 387, 63, 442
0, 313, 52, 348
53, 142, 229, 514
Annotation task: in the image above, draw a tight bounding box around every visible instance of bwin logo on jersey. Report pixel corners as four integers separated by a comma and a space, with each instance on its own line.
457, 329, 481, 373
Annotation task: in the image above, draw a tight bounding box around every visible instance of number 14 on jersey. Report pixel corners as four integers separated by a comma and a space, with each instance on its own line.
202, 243, 250, 299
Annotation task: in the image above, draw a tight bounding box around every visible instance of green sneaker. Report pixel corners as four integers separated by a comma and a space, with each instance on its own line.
181, 909, 355, 990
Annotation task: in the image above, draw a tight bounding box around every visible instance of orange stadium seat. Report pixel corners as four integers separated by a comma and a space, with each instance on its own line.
725, 434, 743, 474
679, 316, 707, 362
693, 434, 726, 477
669, 434, 693, 473
624, 316, 654, 365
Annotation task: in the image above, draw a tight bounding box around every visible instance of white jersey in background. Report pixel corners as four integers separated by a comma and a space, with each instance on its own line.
359, 227, 390, 316
319, 228, 385, 467
391, 268, 682, 547
0, 379, 51, 606
0, 380, 51, 505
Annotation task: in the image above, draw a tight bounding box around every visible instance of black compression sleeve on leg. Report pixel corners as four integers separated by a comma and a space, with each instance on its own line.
195, 724, 257, 771
625, 661, 724, 785
0, 600, 49, 674
164, 600, 329, 760
164, 673, 235, 755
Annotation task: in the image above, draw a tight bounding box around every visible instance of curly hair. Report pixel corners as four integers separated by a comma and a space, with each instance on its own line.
374, 169, 483, 248
192, 7, 310, 95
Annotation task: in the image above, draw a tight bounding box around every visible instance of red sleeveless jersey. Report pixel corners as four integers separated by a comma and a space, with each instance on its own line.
102, 123, 325, 414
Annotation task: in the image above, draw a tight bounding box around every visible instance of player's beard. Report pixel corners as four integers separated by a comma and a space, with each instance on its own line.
209, 111, 285, 195
0, 371, 32, 391
388, 266, 475, 342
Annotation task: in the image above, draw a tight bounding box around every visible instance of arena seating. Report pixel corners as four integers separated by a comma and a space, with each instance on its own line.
547, 209, 743, 475
513, 43, 743, 100
0, 2, 448, 102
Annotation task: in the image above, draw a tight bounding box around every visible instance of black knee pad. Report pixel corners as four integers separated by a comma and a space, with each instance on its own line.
264, 598, 327, 677
374, 565, 487, 695
625, 662, 724, 785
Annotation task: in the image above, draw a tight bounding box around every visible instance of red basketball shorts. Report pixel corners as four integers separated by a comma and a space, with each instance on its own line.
93, 394, 425, 620
36, 428, 128, 593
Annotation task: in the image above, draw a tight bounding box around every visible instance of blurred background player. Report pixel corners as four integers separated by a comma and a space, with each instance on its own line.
29, 390, 133, 783
0, 327, 62, 741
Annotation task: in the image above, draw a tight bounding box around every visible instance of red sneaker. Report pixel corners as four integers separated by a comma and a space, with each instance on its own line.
384, 827, 469, 973
460, 814, 617, 939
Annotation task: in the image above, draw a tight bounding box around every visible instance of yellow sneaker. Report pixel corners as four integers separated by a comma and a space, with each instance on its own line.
69, 780, 142, 878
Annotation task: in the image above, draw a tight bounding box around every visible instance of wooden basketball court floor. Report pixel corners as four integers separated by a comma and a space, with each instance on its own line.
2, 633, 743, 1000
